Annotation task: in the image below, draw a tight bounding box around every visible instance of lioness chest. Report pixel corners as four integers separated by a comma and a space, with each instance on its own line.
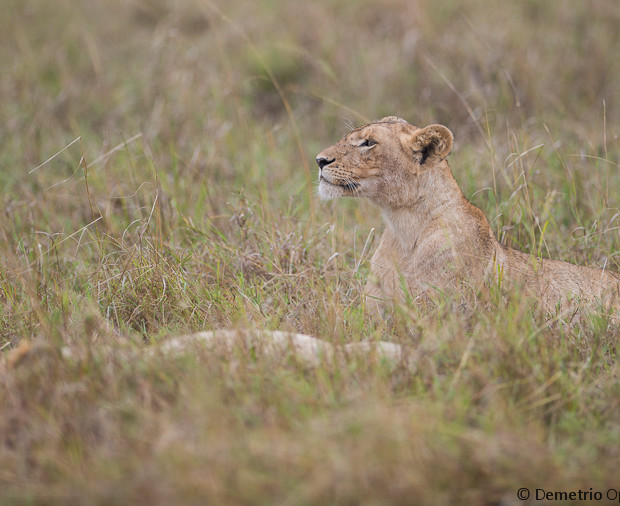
366, 222, 496, 303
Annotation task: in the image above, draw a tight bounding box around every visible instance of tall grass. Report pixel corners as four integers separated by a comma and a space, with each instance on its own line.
1, 0, 619, 504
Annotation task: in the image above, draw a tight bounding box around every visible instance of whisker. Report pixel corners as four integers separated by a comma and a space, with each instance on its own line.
342, 175, 360, 194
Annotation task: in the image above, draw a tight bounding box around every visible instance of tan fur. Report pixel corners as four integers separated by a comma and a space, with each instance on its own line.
316, 117, 620, 318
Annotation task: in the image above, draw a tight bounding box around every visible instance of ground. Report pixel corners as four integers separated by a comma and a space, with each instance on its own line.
0, 0, 619, 504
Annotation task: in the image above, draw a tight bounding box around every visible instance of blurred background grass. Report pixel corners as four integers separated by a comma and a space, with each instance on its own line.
1, 0, 619, 504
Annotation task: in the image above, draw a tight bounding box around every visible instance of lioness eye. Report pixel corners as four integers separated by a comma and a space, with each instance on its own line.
360, 139, 377, 147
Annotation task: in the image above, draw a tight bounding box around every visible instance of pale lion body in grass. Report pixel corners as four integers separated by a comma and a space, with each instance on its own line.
3, 330, 415, 373
316, 116, 620, 319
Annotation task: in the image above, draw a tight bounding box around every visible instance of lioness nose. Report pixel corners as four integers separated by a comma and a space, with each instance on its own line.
316, 156, 335, 169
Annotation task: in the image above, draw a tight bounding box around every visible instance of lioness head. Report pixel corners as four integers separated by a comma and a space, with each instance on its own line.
316, 116, 453, 207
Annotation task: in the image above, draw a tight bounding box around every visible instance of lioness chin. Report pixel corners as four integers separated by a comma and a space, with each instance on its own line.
316, 116, 619, 320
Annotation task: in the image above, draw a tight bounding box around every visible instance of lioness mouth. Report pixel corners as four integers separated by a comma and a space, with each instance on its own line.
320, 176, 359, 190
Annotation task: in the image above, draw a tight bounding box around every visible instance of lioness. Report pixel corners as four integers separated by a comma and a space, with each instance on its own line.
316, 116, 619, 318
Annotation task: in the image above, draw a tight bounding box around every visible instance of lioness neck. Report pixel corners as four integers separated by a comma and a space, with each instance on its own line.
380, 161, 488, 253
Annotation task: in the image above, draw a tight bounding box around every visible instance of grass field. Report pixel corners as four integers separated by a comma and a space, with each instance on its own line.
1, 0, 619, 504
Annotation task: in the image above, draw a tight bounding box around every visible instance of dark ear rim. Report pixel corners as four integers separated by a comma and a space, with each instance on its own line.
412, 124, 454, 163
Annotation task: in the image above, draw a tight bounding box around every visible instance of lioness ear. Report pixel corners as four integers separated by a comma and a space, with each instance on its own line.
409, 124, 453, 163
